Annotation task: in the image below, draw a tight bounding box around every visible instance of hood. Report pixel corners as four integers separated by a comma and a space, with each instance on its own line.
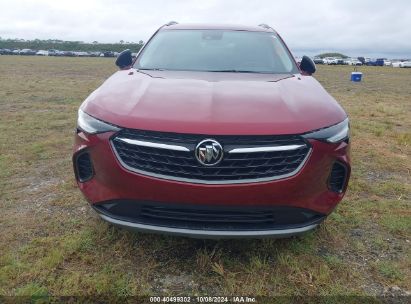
82, 69, 347, 135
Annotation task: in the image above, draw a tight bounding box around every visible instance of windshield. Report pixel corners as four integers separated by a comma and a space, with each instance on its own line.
135, 29, 298, 74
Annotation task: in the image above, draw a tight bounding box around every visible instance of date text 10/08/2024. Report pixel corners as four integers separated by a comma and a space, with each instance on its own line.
149, 296, 257, 303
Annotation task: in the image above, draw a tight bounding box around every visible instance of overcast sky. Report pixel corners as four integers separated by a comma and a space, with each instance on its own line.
1, 0, 410, 57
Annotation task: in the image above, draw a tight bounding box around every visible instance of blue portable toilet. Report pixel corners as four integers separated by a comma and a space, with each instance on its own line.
351, 71, 362, 82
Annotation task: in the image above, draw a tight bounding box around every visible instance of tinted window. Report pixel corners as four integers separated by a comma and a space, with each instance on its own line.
135, 30, 298, 74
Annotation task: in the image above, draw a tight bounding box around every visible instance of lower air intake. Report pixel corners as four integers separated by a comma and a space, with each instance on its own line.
328, 162, 347, 193
74, 152, 94, 182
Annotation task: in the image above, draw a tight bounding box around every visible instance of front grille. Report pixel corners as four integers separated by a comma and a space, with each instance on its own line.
111, 129, 310, 184
328, 162, 347, 193
95, 200, 325, 231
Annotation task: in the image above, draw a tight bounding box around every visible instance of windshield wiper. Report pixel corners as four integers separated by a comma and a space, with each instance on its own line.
138, 68, 275, 74
208, 70, 270, 73
138, 68, 167, 71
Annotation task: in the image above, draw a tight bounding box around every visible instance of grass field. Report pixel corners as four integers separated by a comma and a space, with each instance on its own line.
0, 56, 410, 301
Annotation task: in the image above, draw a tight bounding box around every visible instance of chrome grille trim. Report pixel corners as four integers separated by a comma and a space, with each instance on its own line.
116, 137, 190, 152
228, 144, 306, 154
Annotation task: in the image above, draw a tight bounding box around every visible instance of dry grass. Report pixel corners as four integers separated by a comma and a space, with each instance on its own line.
0, 56, 410, 300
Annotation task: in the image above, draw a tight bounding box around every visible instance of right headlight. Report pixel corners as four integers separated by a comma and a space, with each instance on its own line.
77, 109, 121, 134
302, 118, 349, 143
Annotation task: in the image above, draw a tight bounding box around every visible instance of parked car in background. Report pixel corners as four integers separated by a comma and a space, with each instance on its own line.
74, 51, 89, 57
48, 49, 58, 56
36, 50, 49, 56
366, 58, 376, 66
313, 57, 323, 64
335, 58, 345, 65
63, 51, 76, 57
401, 61, 411, 68
89, 51, 101, 57
0, 46, 169, 59
392, 61, 402, 68
358, 57, 371, 65
347, 58, 362, 66
0, 48, 13, 55
366, 58, 384, 66
323, 57, 338, 65
57, 50, 67, 56
342, 58, 351, 65
375, 58, 385, 66
103, 51, 116, 57
383, 59, 392, 66
19, 49, 37, 55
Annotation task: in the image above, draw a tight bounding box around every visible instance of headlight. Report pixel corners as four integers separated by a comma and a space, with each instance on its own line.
303, 118, 349, 143
77, 109, 121, 134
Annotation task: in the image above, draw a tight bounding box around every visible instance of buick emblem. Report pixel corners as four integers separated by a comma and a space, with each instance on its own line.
195, 139, 224, 166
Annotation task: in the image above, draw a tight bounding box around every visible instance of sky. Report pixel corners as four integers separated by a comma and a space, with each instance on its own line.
1, 0, 411, 58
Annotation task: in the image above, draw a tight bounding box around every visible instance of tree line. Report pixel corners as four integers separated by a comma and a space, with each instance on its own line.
0, 38, 144, 53
316, 52, 348, 58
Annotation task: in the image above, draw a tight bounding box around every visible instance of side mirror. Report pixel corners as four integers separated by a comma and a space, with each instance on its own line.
300, 55, 316, 75
115, 49, 132, 69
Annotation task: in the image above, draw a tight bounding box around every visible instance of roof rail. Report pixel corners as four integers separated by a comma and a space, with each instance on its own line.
258, 24, 274, 31
165, 21, 178, 26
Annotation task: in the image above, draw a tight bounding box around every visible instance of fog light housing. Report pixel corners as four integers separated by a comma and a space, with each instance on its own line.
74, 151, 94, 182
328, 162, 348, 193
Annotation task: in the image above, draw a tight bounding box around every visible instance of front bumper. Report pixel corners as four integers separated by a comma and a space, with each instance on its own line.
73, 130, 350, 237
98, 212, 322, 238
92, 200, 325, 238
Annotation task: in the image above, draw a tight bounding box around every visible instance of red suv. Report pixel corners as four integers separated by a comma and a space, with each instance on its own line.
73, 22, 350, 238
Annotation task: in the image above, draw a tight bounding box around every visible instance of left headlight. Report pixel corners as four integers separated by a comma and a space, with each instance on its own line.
77, 109, 121, 134
302, 118, 349, 143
